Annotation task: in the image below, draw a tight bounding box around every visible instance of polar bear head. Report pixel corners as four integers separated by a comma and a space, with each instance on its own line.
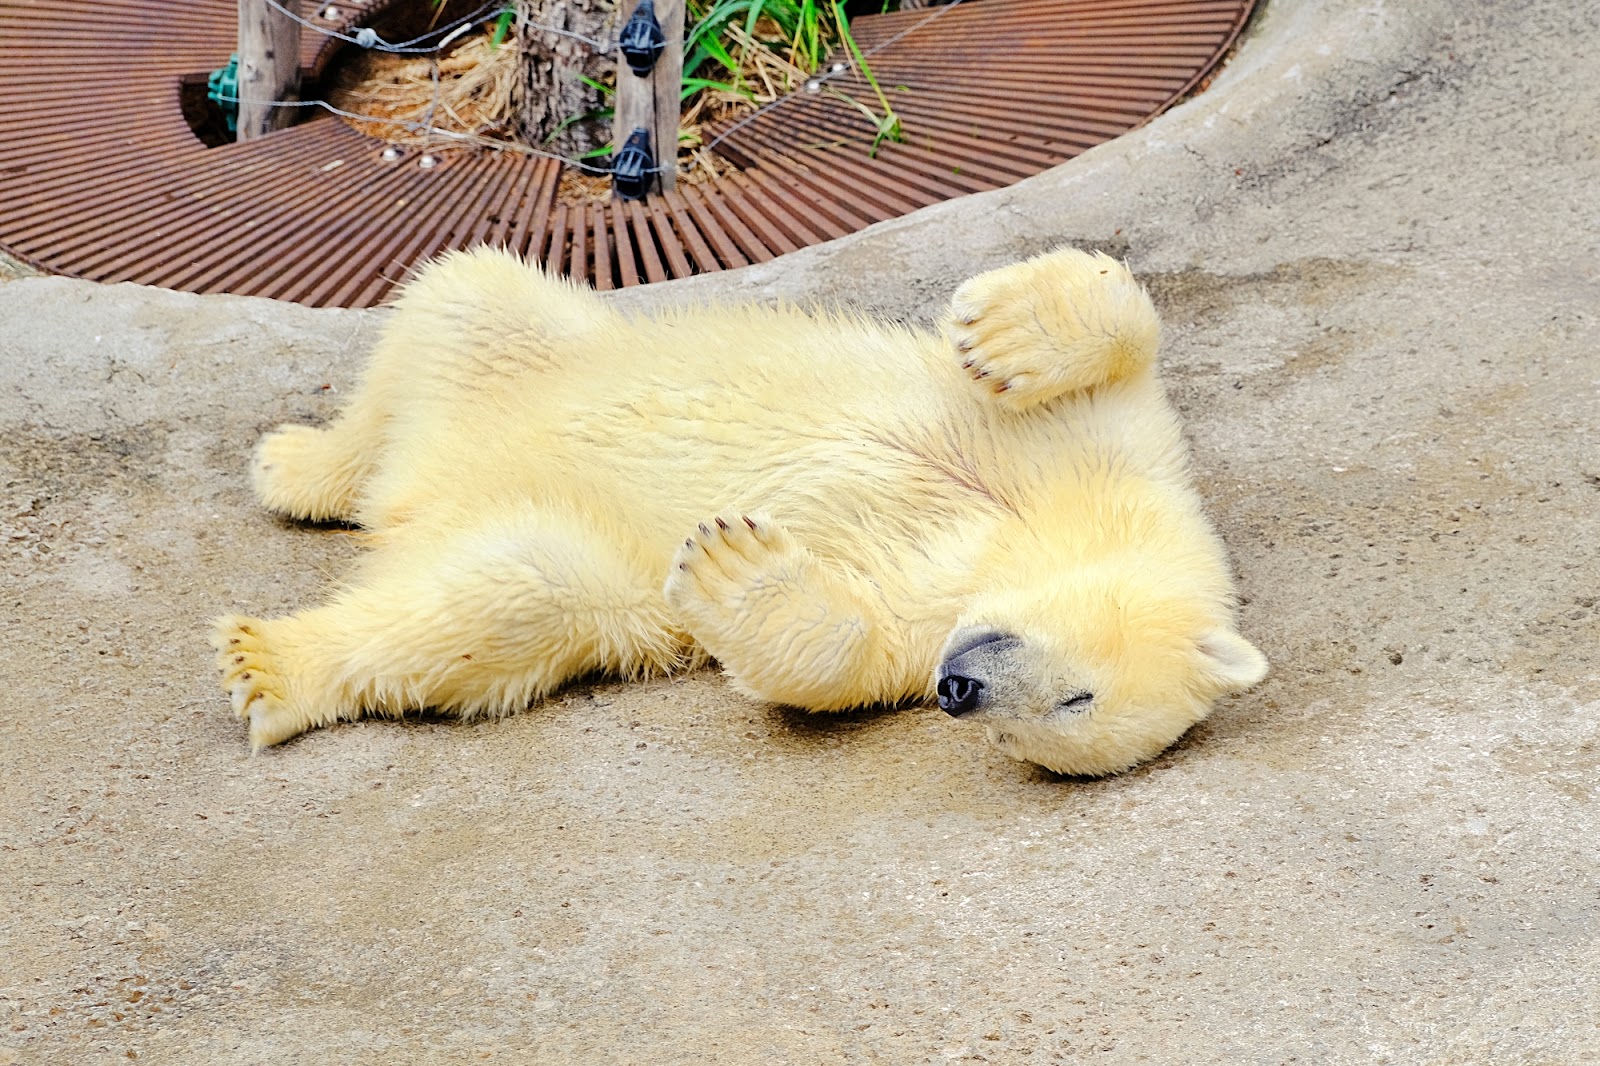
935, 569, 1267, 777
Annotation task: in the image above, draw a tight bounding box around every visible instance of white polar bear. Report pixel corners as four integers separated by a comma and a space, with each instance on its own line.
215, 246, 1266, 776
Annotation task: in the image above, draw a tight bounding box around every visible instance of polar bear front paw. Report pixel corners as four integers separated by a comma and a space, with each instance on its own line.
947, 248, 1160, 411
212, 616, 316, 751
664, 514, 807, 629
664, 515, 889, 709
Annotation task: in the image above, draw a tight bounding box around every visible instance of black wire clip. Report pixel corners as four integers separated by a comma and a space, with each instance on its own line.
619, 0, 666, 76
612, 127, 655, 200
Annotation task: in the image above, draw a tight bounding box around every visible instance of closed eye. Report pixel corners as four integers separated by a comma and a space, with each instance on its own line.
1058, 692, 1094, 713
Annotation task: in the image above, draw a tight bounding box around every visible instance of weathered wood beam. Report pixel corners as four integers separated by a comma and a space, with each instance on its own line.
613, 0, 683, 197
236, 0, 301, 141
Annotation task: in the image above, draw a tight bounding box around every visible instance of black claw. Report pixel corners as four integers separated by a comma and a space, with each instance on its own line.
743, 515, 757, 530
715, 516, 728, 530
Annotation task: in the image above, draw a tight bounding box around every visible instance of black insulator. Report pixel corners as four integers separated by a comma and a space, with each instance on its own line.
619, 0, 666, 76
612, 127, 654, 200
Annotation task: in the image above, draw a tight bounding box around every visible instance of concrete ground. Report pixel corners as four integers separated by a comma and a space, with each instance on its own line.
3, 0, 1597, 1061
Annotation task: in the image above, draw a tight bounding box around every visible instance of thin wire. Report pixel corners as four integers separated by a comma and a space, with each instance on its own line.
261, 0, 497, 53
364, 0, 502, 47
265, 0, 615, 55
214, 93, 637, 174
516, 20, 615, 53
858, 0, 970, 56
375, 1, 504, 47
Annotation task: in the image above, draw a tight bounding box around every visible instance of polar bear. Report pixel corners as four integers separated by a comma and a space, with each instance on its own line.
214, 245, 1266, 776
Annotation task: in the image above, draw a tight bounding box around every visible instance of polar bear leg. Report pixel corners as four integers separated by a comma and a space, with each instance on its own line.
251, 402, 387, 523
214, 508, 684, 750
664, 514, 913, 711
946, 247, 1162, 412
250, 249, 616, 525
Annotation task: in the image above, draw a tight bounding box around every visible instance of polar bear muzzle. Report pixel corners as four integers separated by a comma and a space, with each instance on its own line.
936, 628, 1036, 719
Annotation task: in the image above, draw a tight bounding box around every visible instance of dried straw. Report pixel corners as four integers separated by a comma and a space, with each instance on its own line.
325, 33, 519, 146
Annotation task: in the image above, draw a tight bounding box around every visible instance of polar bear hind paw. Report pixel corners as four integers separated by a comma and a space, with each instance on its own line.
212, 616, 315, 751
947, 247, 1159, 411
251, 423, 362, 523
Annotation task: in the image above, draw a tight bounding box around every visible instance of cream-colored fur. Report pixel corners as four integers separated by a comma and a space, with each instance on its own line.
215, 245, 1266, 775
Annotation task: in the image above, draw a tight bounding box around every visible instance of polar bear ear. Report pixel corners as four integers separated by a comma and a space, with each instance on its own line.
1196, 627, 1269, 692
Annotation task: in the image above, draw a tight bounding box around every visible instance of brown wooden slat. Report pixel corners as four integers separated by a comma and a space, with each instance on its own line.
541, 203, 571, 275
569, 208, 590, 284
763, 98, 1024, 190
506, 158, 562, 261
722, 172, 821, 251
734, 128, 946, 216
681, 183, 771, 266
660, 189, 728, 275
480, 156, 544, 249
713, 176, 806, 257
180, 166, 426, 294
57, 131, 363, 278
673, 186, 749, 270
590, 205, 614, 291
260, 158, 470, 303
210, 152, 429, 299
644, 201, 695, 280
627, 200, 669, 284
609, 202, 640, 287
5, 123, 356, 252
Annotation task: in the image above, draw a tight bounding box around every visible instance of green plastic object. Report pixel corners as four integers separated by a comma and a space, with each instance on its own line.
207, 53, 240, 134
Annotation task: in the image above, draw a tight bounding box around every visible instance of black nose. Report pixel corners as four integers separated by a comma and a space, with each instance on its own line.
937, 674, 983, 716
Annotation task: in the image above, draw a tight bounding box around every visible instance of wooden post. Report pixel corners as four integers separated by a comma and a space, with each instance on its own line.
613, 0, 682, 197
236, 0, 302, 141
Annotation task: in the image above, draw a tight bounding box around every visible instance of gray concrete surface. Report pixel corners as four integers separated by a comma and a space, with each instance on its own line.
3, 0, 1598, 1061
